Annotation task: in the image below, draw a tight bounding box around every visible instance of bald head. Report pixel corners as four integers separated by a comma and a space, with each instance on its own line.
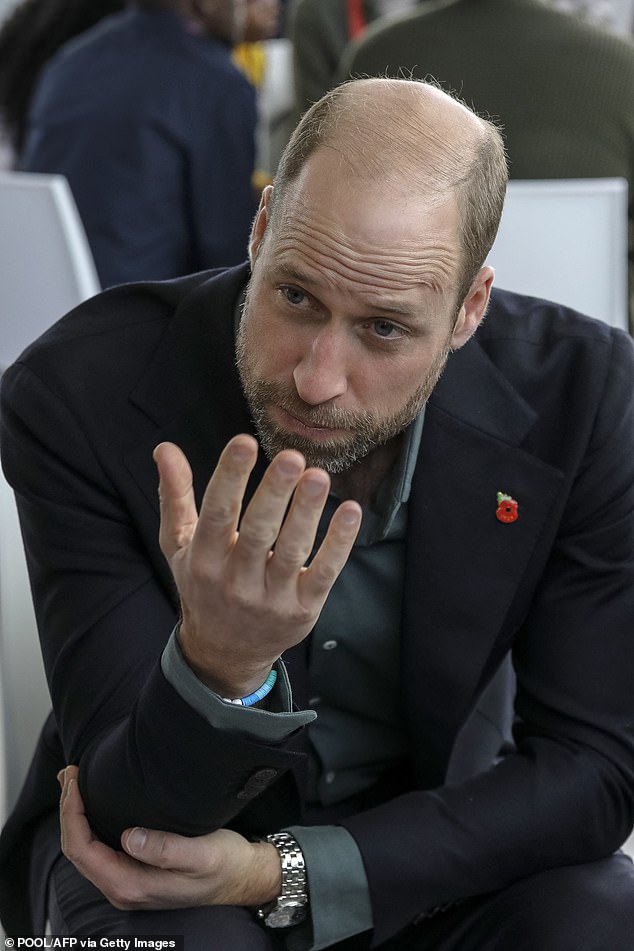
272, 78, 508, 303
312, 79, 486, 192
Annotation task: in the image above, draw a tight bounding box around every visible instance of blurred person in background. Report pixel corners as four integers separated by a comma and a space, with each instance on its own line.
0, 0, 124, 168
288, 0, 422, 118
20, 0, 259, 287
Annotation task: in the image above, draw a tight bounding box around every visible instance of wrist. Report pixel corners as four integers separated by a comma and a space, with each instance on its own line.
222, 669, 278, 707
176, 620, 273, 697
251, 841, 283, 904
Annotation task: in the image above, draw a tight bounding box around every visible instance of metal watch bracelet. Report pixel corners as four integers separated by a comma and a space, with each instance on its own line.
256, 832, 309, 928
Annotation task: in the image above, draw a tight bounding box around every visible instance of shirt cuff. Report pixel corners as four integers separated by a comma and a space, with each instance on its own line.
161, 628, 315, 742
284, 825, 373, 950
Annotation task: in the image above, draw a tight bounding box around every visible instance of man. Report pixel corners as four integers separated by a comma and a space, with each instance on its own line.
1, 78, 634, 949
20, 0, 258, 287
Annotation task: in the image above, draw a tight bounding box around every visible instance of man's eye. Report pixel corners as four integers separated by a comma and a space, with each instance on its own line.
283, 286, 306, 306
372, 320, 403, 339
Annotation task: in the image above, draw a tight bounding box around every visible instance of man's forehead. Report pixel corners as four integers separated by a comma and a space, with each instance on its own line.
275, 145, 459, 228
268, 184, 461, 288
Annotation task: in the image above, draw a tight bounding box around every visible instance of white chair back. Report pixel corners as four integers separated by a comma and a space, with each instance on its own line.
487, 178, 629, 330
0, 170, 100, 372
0, 467, 50, 824
256, 38, 295, 177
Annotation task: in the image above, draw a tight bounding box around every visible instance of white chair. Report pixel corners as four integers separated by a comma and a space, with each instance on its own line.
0, 467, 50, 825
487, 178, 629, 330
0, 170, 100, 372
545, 0, 634, 33
256, 38, 295, 177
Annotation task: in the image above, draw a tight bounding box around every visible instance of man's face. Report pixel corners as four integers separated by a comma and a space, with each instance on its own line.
237, 150, 491, 473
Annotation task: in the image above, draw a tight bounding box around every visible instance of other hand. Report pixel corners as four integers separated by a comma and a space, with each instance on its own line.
59, 766, 281, 911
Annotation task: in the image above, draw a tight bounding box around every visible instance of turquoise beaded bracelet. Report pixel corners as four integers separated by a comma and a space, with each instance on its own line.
222, 669, 277, 707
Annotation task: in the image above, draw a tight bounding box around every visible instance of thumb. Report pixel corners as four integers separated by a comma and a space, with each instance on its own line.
122, 826, 148, 857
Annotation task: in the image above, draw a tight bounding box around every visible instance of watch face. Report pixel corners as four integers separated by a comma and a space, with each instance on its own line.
265, 900, 307, 928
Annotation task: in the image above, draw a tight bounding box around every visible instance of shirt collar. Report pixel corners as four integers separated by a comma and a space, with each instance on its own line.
353, 409, 424, 545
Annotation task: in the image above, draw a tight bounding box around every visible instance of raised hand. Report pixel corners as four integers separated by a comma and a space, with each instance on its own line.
153, 436, 361, 698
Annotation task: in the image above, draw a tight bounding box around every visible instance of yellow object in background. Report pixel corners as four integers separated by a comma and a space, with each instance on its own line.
233, 41, 267, 88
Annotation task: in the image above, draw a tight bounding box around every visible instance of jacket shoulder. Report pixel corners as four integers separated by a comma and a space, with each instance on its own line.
1, 265, 247, 403
482, 287, 625, 348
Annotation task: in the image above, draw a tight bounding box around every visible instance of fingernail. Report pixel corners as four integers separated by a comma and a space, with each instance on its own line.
278, 456, 302, 476
230, 437, 256, 461
57, 768, 66, 788
302, 475, 326, 497
126, 827, 147, 855
340, 507, 361, 525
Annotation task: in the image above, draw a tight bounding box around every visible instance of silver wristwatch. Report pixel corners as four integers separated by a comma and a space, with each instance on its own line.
257, 832, 309, 928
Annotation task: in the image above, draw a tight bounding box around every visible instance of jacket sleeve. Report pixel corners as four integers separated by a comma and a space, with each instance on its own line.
340, 328, 634, 946
0, 360, 305, 849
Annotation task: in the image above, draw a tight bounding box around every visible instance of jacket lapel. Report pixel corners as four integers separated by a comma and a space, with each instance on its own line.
122, 264, 268, 526
403, 337, 564, 785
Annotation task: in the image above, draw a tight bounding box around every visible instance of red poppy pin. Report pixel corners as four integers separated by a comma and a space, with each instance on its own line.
496, 491, 519, 524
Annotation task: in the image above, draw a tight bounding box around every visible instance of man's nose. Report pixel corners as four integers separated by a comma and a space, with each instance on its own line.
292, 329, 348, 406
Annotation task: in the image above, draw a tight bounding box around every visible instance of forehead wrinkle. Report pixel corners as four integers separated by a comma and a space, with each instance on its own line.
272, 217, 458, 294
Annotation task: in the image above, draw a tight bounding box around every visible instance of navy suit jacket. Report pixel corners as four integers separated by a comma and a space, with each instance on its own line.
1, 263, 634, 942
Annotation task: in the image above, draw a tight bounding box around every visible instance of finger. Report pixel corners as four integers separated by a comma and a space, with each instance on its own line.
299, 500, 362, 607
192, 434, 259, 554
230, 449, 307, 570
153, 442, 199, 560
122, 826, 210, 873
58, 765, 81, 855
266, 468, 331, 583
59, 767, 125, 879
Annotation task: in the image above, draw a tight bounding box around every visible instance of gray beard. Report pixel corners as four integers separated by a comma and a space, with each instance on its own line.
236, 305, 450, 474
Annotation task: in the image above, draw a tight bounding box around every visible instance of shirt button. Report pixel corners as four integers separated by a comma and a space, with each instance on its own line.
322, 639, 338, 651
325, 771, 336, 784
309, 696, 322, 706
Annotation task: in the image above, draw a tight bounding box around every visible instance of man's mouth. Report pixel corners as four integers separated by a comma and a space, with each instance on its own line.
273, 405, 345, 440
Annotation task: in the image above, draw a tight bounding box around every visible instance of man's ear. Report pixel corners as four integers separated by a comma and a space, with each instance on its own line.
450, 266, 494, 350
248, 184, 274, 265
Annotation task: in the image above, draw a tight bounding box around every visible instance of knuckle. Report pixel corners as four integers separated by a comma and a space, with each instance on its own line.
291, 603, 314, 629
224, 576, 255, 607
188, 557, 218, 587
108, 894, 131, 911
273, 541, 310, 567
201, 502, 238, 532
106, 884, 137, 910
310, 559, 339, 589
61, 841, 81, 867
238, 521, 277, 551
154, 833, 174, 869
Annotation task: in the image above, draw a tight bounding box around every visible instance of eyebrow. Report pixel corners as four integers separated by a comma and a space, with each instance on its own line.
269, 263, 425, 320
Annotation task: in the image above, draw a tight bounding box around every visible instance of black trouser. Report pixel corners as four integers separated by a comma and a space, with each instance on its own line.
45, 842, 634, 951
